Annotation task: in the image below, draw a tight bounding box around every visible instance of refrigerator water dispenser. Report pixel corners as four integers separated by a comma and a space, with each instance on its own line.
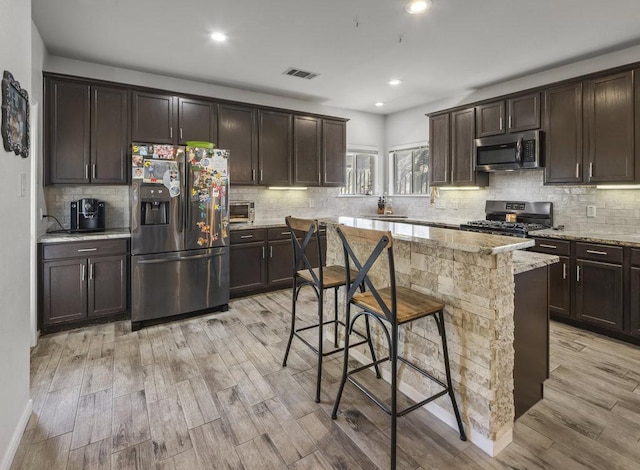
140, 186, 170, 225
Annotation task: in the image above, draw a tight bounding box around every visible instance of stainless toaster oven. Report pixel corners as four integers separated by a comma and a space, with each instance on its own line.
229, 201, 255, 223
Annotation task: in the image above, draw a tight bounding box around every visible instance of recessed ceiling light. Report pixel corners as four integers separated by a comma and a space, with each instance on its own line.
374, 102, 385, 107
388, 79, 402, 86
406, 0, 432, 14
210, 32, 227, 42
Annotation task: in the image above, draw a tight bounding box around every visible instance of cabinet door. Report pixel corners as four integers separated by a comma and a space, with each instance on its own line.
322, 119, 347, 186
584, 71, 634, 183
259, 110, 292, 185
508, 93, 541, 132
88, 255, 127, 317
629, 267, 640, 337
43, 259, 87, 324
451, 108, 476, 185
544, 82, 583, 183
548, 255, 571, 318
178, 98, 216, 145
46, 79, 90, 184
429, 113, 450, 185
294, 115, 321, 186
218, 104, 257, 185
476, 101, 505, 137
230, 242, 266, 295
575, 259, 623, 331
131, 91, 176, 144
91, 86, 129, 184
268, 239, 294, 286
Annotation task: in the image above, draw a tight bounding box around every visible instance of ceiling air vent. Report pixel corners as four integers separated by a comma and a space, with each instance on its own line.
283, 67, 319, 80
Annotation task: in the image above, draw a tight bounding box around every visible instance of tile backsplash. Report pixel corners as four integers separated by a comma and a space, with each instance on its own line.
44, 171, 640, 234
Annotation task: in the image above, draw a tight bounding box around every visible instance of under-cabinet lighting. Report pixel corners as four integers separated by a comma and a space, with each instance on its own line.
406, 0, 432, 14
210, 32, 228, 42
596, 184, 640, 190
438, 186, 482, 191
268, 186, 308, 190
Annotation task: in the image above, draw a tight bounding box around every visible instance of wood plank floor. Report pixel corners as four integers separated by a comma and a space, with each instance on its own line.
13, 290, 640, 469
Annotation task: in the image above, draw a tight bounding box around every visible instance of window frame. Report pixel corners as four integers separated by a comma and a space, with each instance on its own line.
389, 142, 430, 196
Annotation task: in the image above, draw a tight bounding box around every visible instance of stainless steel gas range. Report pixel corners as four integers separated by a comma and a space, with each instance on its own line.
460, 200, 553, 237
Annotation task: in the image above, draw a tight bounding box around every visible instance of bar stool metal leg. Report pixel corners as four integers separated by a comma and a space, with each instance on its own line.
331, 303, 351, 419
436, 311, 467, 441
390, 322, 398, 470
315, 288, 324, 403
333, 287, 339, 348
364, 315, 381, 379
282, 280, 298, 367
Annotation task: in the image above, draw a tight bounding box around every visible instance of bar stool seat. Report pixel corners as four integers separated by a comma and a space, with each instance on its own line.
331, 224, 466, 469
282, 216, 379, 403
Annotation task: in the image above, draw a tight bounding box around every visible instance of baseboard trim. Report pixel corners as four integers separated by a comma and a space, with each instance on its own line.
348, 349, 512, 457
1, 399, 32, 470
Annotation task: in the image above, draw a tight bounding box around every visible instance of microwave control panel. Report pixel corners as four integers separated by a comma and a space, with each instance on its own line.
522, 140, 536, 162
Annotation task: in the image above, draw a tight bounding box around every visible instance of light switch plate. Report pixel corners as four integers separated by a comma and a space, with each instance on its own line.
19, 172, 26, 197
587, 205, 596, 218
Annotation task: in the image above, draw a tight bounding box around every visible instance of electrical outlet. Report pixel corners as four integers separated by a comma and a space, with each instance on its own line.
308, 200, 315, 208
587, 205, 597, 218
435, 199, 446, 210
450, 200, 459, 210
40, 208, 45, 220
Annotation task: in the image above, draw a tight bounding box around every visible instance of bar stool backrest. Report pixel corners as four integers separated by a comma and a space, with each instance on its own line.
335, 225, 397, 323
285, 216, 323, 286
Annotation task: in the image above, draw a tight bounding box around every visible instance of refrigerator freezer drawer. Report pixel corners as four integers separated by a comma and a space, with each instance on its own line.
131, 247, 229, 322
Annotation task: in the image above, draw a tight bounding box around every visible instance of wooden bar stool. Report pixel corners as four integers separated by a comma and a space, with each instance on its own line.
282, 217, 380, 403
331, 224, 466, 469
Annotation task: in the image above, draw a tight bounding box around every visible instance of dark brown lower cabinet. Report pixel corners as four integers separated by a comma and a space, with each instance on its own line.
630, 267, 640, 337
40, 239, 129, 330
575, 259, 623, 331
230, 226, 326, 298
548, 256, 571, 318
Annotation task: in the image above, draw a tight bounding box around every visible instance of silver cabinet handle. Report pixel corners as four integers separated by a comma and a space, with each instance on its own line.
260, 169, 264, 181
589, 162, 593, 179
180, 128, 183, 140
77, 248, 98, 252
281, 231, 290, 235
89, 263, 94, 280
170, 127, 173, 139
240, 235, 254, 239
324, 172, 327, 183
81, 264, 85, 281
318, 172, 321, 183
92, 164, 96, 179
85, 164, 89, 179
262, 246, 265, 258
562, 263, 567, 280
508, 115, 513, 129
451, 169, 454, 183
577, 265, 581, 283
586, 249, 608, 255
539, 244, 557, 249
576, 162, 580, 178
252, 169, 256, 181
499, 117, 503, 130
270, 246, 273, 258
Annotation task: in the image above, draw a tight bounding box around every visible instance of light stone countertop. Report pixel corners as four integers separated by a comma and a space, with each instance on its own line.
529, 228, 640, 248
325, 217, 534, 254
512, 250, 559, 275
357, 215, 461, 230
229, 219, 288, 230
40, 228, 130, 244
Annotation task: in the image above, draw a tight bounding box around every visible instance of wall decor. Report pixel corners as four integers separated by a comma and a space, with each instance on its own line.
1, 71, 30, 158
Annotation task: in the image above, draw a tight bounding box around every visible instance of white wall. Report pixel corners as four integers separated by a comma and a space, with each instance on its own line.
32, 22, 47, 237
0, 1, 33, 469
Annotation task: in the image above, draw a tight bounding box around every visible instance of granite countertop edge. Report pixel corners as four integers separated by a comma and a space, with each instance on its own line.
40, 229, 131, 244
512, 250, 559, 275
529, 229, 640, 247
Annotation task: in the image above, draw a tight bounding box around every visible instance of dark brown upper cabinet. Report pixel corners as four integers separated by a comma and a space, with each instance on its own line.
429, 109, 487, 187
293, 115, 321, 186
544, 82, 583, 184
476, 93, 540, 138
584, 71, 634, 183
258, 110, 292, 185
45, 78, 129, 185
322, 119, 347, 186
178, 97, 216, 145
218, 103, 258, 185
131, 91, 177, 144
429, 113, 450, 185
91, 86, 129, 184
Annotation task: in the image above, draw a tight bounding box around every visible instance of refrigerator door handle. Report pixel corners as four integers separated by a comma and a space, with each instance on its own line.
181, 160, 188, 233
137, 251, 223, 264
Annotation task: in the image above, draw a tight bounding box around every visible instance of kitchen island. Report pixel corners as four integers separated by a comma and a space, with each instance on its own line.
323, 217, 556, 456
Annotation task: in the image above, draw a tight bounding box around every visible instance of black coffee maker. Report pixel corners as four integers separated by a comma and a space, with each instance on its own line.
70, 198, 105, 232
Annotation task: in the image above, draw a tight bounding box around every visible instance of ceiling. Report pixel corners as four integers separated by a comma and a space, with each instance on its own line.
32, 0, 640, 114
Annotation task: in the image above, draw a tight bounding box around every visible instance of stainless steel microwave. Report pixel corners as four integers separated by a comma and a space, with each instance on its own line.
229, 201, 255, 223
475, 130, 541, 172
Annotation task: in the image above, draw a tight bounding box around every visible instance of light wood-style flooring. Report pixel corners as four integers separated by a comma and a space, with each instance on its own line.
12, 290, 640, 469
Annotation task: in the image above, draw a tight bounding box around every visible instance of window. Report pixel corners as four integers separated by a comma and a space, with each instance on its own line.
341, 151, 376, 195
392, 145, 429, 195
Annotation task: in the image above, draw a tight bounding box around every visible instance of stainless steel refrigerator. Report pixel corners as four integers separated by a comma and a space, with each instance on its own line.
130, 143, 230, 328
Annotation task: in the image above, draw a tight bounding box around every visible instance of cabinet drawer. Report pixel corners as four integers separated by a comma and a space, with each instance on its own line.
269, 226, 294, 241
43, 239, 129, 260
532, 238, 570, 256
575, 242, 623, 264
631, 249, 640, 267
230, 229, 266, 244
